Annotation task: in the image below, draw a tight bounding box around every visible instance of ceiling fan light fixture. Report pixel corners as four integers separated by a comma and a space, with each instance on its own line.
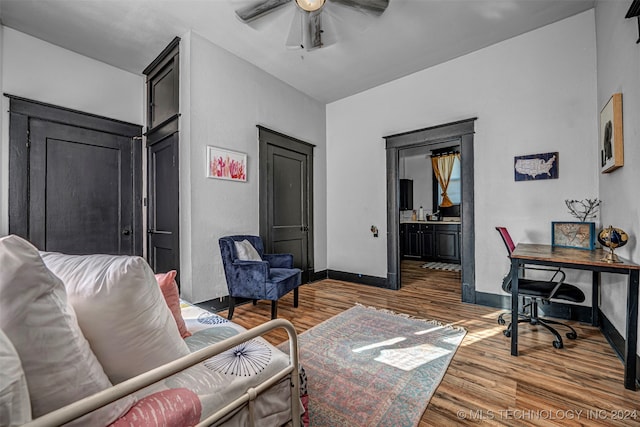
295, 0, 325, 12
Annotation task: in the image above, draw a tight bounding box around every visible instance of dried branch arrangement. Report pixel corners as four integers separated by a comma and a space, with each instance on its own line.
565, 198, 601, 222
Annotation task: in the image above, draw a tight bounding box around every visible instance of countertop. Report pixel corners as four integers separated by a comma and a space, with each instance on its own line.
401, 220, 461, 225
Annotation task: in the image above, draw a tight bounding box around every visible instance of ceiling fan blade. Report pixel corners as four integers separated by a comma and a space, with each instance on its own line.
316, 10, 338, 48
286, 8, 304, 49
287, 8, 324, 50
328, 0, 389, 16
303, 10, 323, 50
235, 0, 292, 23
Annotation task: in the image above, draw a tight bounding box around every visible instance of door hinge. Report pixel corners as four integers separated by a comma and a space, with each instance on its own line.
143, 197, 147, 207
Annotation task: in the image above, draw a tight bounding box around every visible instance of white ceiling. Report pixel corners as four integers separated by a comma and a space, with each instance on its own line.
0, 0, 595, 104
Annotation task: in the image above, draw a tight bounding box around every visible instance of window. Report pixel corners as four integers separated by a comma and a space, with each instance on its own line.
437, 156, 461, 206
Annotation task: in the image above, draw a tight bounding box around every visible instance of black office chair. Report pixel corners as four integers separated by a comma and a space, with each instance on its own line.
496, 227, 585, 349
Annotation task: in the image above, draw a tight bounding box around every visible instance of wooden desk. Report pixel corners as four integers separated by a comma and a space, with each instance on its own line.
510, 243, 640, 390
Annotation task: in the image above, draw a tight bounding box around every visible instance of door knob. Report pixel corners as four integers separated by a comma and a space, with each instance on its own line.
122, 228, 132, 236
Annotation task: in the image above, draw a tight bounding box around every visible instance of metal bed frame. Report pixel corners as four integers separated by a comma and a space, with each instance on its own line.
22, 319, 301, 427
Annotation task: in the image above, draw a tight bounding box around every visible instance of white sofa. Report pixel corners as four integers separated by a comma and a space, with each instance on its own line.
0, 235, 304, 427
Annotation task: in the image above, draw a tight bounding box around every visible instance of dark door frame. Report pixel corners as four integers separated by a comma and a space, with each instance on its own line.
6, 94, 143, 255
384, 118, 476, 303
258, 125, 314, 283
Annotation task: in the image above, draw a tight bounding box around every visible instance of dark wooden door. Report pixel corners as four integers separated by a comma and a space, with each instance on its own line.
259, 127, 314, 283
269, 144, 308, 266
8, 97, 142, 255
144, 37, 180, 277
147, 130, 180, 275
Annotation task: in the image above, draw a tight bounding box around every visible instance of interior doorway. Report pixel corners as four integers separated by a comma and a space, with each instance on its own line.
258, 126, 315, 284
384, 118, 477, 303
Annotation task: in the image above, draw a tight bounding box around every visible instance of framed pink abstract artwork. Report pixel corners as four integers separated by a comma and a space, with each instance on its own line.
206, 146, 247, 182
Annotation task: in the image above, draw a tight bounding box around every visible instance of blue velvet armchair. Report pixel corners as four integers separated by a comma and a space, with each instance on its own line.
218, 235, 302, 320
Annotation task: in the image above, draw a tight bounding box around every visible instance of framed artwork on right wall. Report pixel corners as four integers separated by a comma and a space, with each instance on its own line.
600, 93, 623, 173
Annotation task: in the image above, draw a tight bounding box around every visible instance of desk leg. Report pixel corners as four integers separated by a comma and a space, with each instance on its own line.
511, 258, 519, 356
624, 269, 638, 390
592, 271, 600, 327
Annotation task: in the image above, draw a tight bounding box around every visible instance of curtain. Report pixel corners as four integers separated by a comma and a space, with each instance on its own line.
432, 153, 460, 208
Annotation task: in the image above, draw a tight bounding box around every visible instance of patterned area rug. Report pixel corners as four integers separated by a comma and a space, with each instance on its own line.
421, 261, 462, 272
279, 304, 466, 427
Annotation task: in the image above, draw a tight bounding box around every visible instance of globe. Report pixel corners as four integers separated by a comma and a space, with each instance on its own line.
598, 226, 628, 263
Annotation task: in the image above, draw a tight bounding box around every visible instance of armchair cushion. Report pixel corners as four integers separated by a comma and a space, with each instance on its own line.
234, 239, 262, 261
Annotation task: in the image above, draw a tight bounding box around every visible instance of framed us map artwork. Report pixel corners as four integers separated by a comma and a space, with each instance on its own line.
514, 152, 558, 181
600, 93, 623, 173
551, 221, 596, 250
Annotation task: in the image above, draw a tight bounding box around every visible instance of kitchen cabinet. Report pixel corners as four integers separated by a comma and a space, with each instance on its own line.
434, 224, 460, 263
401, 222, 460, 263
402, 223, 434, 259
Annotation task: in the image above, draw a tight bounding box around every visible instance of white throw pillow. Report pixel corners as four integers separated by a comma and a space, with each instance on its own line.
234, 239, 262, 261
0, 235, 133, 425
41, 252, 191, 384
0, 328, 31, 426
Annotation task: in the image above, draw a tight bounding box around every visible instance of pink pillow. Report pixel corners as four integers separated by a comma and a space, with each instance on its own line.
155, 271, 191, 338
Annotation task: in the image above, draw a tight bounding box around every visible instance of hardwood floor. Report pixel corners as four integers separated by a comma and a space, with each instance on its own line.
221, 260, 640, 426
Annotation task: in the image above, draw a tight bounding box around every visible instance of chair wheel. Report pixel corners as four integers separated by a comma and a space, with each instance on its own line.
566, 332, 577, 340
503, 330, 511, 337
498, 318, 506, 325
553, 340, 563, 349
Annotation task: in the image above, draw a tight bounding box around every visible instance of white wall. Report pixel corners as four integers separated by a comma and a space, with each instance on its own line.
179, 32, 326, 303
0, 27, 144, 235
595, 1, 640, 347
327, 10, 599, 300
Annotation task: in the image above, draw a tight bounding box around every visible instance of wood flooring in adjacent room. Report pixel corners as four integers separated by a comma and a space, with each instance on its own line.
221, 260, 640, 426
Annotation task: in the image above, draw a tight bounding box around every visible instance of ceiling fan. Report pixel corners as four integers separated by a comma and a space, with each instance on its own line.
235, 0, 390, 51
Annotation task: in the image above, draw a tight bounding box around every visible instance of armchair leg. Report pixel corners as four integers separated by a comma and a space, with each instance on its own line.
228, 297, 236, 320
271, 300, 278, 319
294, 287, 299, 308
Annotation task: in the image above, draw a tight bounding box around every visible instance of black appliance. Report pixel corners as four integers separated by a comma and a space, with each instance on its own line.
399, 179, 413, 211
